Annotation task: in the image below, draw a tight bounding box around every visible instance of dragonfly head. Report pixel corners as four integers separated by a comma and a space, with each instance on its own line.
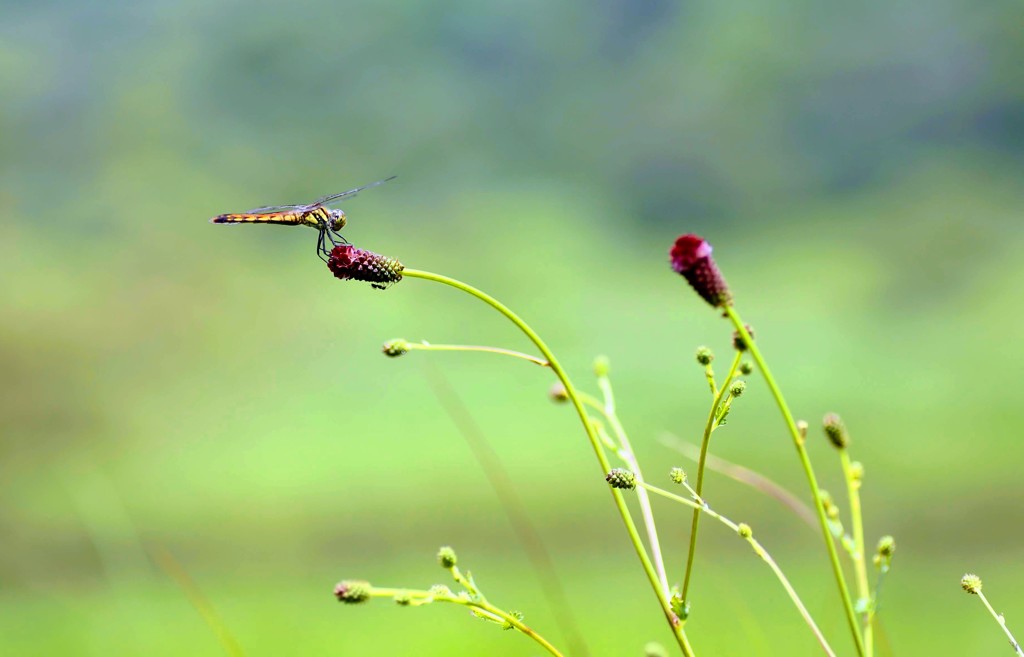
328, 209, 347, 231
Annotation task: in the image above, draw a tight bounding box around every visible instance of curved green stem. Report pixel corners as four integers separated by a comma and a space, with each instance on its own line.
639, 483, 836, 657
405, 342, 549, 367
403, 269, 695, 656
840, 450, 871, 656
597, 374, 669, 594
680, 351, 742, 604
367, 588, 565, 657
724, 306, 864, 657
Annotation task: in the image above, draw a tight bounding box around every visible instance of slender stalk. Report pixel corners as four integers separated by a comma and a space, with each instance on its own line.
724, 307, 864, 657
840, 450, 871, 656
367, 588, 565, 657
680, 351, 742, 604
597, 374, 669, 595
639, 483, 837, 657
403, 269, 695, 655
976, 591, 1024, 657
405, 342, 549, 367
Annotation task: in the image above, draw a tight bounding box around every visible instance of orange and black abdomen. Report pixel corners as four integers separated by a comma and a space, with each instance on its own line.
209, 211, 305, 225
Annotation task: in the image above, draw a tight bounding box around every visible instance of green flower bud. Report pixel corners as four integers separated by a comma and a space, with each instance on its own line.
695, 346, 714, 366
394, 592, 413, 606
548, 382, 569, 403
850, 461, 864, 482
382, 339, 410, 357
334, 580, 372, 604
877, 535, 895, 558
732, 325, 755, 351
823, 412, 849, 449
737, 523, 753, 538
961, 573, 982, 594
729, 380, 746, 397
437, 546, 458, 569
605, 468, 637, 490
796, 420, 809, 441
669, 467, 687, 484
593, 355, 610, 377
644, 642, 670, 657
428, 584, 452, 597
739, 360, 754, 375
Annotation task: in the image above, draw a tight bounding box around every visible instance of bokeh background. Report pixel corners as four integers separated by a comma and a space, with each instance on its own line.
3, 1, 1023, 655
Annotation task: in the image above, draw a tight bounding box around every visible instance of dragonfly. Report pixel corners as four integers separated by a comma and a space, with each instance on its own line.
209, 177, 395, 261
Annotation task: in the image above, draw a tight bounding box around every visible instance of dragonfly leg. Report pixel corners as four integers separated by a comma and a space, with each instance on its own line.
326, 228, 349, 247
316, 227, 329, 262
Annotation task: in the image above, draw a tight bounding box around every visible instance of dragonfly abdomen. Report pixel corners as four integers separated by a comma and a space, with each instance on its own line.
210, 212, 306, 225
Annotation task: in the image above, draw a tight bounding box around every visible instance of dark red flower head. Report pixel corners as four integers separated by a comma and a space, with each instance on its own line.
670, 234, 731, 307
327, 245, 404, 290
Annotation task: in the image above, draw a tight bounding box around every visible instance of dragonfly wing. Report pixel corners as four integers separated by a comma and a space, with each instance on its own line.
313, 176, 397, 208
240, 203, 314, 214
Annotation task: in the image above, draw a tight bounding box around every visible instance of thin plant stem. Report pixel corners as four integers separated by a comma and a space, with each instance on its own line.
405, 342, 549, 367
976, 591, 1024, 657
639, 483, 837, 657
597, 373, 669, 595
367, 588, 565, 657
402, 269, 695, 656
681, 351, 742, 604
724, 306, 864, 657
840, 449, 871, 656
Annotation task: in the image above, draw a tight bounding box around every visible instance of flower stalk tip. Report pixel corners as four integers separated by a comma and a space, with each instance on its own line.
669, 234, 732, 307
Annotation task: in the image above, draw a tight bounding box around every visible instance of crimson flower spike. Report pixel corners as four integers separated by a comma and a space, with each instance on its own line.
669, 234, 732, 308
327, 244, 404, 290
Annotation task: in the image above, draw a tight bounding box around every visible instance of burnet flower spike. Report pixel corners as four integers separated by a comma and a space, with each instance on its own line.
327, 244, 404, 290
669, 234, 732, 308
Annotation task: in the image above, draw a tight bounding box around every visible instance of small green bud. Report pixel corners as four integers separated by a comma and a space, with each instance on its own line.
428, 584, 452, 597
823, 412, 849, 449
877, 535, 895, 558
669, 589, 689, 619
732, 325, 755, 351
382, 339, 410, 357
644, 642, 670, 657
394, 592, 412, 606
605, 468, 637, 490
334, 580, 372, 604
669, 467, 687, 484
593, 355, 610, 377
849, 461, 864, 482
729, 380, 746, 397
796, 420, 809, 442
961, 573, 982, 594
437, 546, 458, 569
695, 346, 714, 366
819, 490, 841, 520
739, 360, 754, 375
737, 523, 753, 538
548, 382, 569, 402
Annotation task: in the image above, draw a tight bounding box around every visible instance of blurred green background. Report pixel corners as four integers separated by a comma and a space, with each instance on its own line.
3, 1, 1023, 655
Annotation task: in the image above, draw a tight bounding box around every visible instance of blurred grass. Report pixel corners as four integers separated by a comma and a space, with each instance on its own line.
3, 0, 1024, 654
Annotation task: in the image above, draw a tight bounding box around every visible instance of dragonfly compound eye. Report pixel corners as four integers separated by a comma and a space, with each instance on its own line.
331, 210, 347, 231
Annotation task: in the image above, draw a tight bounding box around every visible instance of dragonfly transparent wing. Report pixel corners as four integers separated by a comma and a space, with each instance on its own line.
236, 176, 395, 214
239, 203, 315, 215
311, 176, 396, 208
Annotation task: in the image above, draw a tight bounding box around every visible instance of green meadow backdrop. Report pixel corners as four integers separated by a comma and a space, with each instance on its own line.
2, 1, 1023, 654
